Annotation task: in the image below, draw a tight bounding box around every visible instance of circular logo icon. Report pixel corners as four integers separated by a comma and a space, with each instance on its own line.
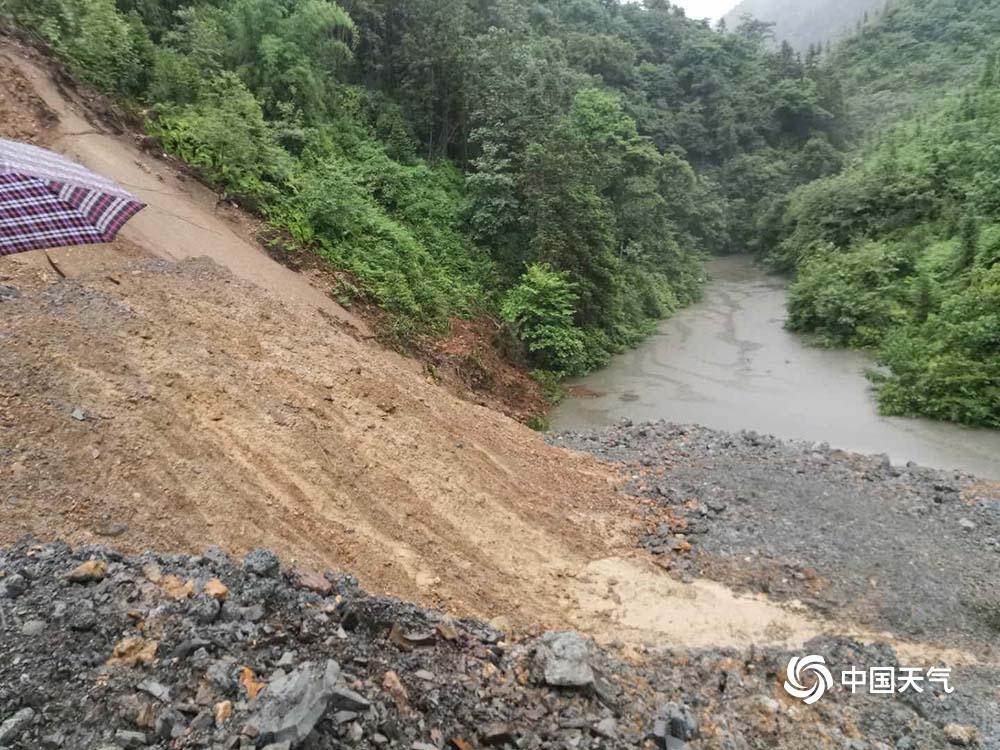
784, 654, 834, 705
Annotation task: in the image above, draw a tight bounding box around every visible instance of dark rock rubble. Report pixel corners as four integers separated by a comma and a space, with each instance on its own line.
1, 539, 996, 749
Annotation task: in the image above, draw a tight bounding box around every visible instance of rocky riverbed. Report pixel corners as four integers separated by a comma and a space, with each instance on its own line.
0, 539, 996, 749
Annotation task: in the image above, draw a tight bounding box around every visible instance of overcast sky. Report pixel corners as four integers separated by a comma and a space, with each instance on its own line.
670, 0, 735, 22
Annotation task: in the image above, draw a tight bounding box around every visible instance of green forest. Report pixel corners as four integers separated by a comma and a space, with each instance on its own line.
2, 0, 997, 426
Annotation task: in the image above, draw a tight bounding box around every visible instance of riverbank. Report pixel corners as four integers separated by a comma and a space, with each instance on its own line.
551, 256, 1000, 479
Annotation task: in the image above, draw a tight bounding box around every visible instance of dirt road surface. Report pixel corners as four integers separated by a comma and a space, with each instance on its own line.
0, 41, 369, 336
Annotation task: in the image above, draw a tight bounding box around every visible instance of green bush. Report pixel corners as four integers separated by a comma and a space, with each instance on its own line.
787, 240, 910, 347
873, 264, 1000, 426
501, 264, 588, 374
7, 0, 151, 94
152, 73, 294, 200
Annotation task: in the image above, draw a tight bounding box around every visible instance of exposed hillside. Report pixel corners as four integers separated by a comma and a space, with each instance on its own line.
722, 0, 884, 51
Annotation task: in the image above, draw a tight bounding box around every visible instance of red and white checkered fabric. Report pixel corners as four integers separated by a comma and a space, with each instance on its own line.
0, 138, 145, 256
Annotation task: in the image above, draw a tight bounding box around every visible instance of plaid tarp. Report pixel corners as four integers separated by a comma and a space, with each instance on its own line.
0, 138, 146, 256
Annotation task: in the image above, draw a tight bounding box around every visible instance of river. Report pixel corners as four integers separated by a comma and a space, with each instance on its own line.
550, 256, 1000, 479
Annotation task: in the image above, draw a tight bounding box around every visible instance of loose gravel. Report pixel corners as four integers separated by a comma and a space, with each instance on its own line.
551, 421, 1000, 651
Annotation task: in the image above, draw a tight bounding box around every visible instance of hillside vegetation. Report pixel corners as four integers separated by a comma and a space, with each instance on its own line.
769, 0, 1000, 426
1, 0, 843, 376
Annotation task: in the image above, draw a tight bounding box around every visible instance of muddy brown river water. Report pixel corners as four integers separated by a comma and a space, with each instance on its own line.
551, 255, 1000, 478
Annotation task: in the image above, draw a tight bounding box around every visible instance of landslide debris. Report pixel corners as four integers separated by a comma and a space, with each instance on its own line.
1, 539, 993, 750
551, 421, 1000, 649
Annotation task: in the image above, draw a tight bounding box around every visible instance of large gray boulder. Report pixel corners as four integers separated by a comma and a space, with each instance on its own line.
0, 707, 35, 745
255, 660, 343, 747
534, 632, 594, 688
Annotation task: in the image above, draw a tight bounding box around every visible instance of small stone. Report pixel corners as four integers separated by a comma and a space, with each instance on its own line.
276, 651, 295, 668
412, 743, 438, 750
255, 660, 340, 746
244, 548, 280, 577
329, 685, 371, 712
21, 619, 46, 636
136, 703, 157, 729
241, 604, 266, 622
69, 602, 98, 631
0, 573, 28, 599
142, 562, 163, 582
71, 407, 87, 421
40, 732, 65, 748
190, 710, 214, 731
239, 667, 266, 700
159, 574, 194, 600
67, 559, 107, 582
958, 518, 976, 531
382, 670, 410, 714
207, 658, 238, 691
658, 703, 698, 742
592, 718, 617, 739
190, 596, 221, 624
114, 730, 147, 748
215, 700, 233, 727
293, 568, 332, 595
138, 679, 171, 702
0, 708, 35, 747
413, 670, 436, 682
535, 632, 594, 688
943, 724, 978, 746
203, 578, 229, 600
435, 621, 459, 641
480, 723, 517, 746
0, 707, 35, 745
108, 637, 159, 667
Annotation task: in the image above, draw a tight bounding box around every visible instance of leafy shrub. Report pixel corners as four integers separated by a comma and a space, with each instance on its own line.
873, 264, 1000, 426
152, 73, 294, 200
787, 241, 910, 347
7, 0, 151, 93
501, 264, 588, 374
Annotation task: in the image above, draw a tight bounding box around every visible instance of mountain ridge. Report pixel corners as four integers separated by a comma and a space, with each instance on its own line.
722, 0, 886, 51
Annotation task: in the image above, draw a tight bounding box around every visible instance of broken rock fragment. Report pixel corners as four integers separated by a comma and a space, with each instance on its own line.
254, 660, 342, 747
243, 548, 280, 578
534, 631, 594, 688
67, 559, 107, 582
